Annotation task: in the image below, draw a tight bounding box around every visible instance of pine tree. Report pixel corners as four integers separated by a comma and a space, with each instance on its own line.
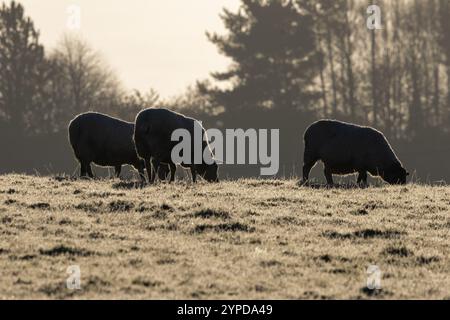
204, 0, 320, 120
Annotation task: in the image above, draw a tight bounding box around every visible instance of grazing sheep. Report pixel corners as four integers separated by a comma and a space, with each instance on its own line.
300, 119, 409, 185
134, 108, 219, 183
68, 112, 168, 181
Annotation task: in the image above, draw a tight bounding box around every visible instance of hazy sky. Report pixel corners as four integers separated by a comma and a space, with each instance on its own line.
16, 0, 241, 97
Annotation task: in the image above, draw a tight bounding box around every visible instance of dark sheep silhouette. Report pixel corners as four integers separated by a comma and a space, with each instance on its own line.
68, 112, 168, 180
134, 108, 219, 183
300, 119, 409, 185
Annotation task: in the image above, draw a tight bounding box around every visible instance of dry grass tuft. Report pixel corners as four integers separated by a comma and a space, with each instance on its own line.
39, 245, 95, 257
193, 208, 231, 220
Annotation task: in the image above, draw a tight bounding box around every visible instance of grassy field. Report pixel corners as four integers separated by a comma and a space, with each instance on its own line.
0, 174, 449, 299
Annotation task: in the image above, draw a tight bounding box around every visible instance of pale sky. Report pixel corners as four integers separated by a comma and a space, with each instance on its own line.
16, 0, 241, 97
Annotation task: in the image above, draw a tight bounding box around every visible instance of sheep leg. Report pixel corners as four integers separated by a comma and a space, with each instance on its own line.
145, 159, 153, 184
167, 163, 176, 183
324, 167, 334, 186
190, 167, 197, 183
151, 158, 160, 184
357, 170, 367, 187
115, 165, 122, 178
87, 163, 94, 179
158, 164, 169, 181
80, 162, 88, 178
300, 160, 316, 185
137, 166, 146, 184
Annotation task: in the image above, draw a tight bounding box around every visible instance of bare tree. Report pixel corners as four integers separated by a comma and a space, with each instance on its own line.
117, 89, 160, 122
48, 34, 123, 129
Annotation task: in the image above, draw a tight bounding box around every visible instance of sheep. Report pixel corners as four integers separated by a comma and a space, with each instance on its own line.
300, 119, 409, 186
134, 108, 218, 183
68, 112, 168, 181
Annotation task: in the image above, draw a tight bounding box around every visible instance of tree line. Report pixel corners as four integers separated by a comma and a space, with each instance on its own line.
200, 0, 450, 139
1, 0, 450, 180
0, 1, 165, 137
